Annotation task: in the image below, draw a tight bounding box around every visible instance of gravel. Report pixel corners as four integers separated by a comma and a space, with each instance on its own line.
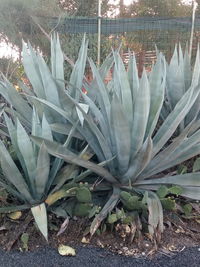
0, 246, 200, 267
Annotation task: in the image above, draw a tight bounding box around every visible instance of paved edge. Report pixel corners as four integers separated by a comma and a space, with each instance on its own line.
0, 246, 200, 267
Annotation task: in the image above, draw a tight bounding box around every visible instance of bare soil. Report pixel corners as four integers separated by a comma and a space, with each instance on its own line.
0, 210, 200, 258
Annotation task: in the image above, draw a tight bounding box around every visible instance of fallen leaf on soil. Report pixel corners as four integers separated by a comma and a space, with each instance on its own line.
58, 245, 76, 256
81, 237, 90, 244
7, 211, 22, 220
168, 245, 178, 252
175, 227, 185, 234
195, 219, 200, 224
57, 217, 69, 236
168, 245, 185, 252
97, 240, 104, 248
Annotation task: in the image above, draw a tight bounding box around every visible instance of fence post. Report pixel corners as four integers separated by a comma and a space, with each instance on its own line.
189, 0, 198, 59
138, 50, 145, 77
97, 0, 102, 66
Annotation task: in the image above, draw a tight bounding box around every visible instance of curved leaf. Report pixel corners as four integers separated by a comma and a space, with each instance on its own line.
31, 136, 118, 184
90, 187, 120, 236
31, 203, 48, 240
17, 119, 36, 196
35, 143, 50, 197
123, 137, 153, 183
153, 83, 200, 156
131, 70, 150, 157
110, 94, 131, 174
0, 140, 32, 202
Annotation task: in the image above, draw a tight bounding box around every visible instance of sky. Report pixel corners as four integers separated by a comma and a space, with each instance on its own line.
110, 0, 192, 5
108, 0, 192, 17
109, 0, 137, 6
0, 41, 19, 60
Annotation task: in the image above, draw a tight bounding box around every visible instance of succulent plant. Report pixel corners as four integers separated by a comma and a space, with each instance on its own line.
120, 191, 143, 211
73, 203, 93, 217
0, 113, 50, 240
161, 44, 200, 132
2, 34, 200, 241
45, 182, 93, 218
75, 185, 92, 203
107, 213, 118, 224
0, 35, 93, 239
30, 38, 200, 240
0, 34, 84, 143
156, 185, 183, 198
160, 198, 176, 211
0, 109, 85, 240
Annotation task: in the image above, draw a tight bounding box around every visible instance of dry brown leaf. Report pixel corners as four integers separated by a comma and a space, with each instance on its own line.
195, 219, 200, 224
57, 217, 69, 236
58, 245, 76, 256
81, 237, 90, 244
7, 211, 22, 220
175, 227, 185, 234
0, 226, 6, 231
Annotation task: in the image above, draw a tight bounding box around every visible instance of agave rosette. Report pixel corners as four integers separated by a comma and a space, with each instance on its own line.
28, 38, 200, 237
1, 35, 200, 239
0, 111, 52, 240
162, 43, 200, 130
0, 107, 84, 240
0, 35, 95, 240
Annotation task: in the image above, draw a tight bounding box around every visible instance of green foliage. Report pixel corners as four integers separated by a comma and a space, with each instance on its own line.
168, 186, 183, 195
0, 102, 86, 240
156, 186, 169, 198
156, 185, 183, 198
0, 57, 24, 84
73, 203, 93, 217
160, 198, 176, 211
1, 35, 200, 241
76, 185, 92, 203
59, 0, 110, 17
120, 1, 191, 53
161, 44, 200, 131
25, 36, 200, 238
129, 0, 191, 17
0, 115, 52, 239
120, 191, 143, 211
156, 185, 183, 211
106, 208, 135, 225
183, 203, 193, 216
193, 157, 200, 172
20, 233, 29, 251
122, 215, 134, 224
45, 182, 94, 218
73, 184, 94, 216
0, 0, 60, 54
177, 164, 188, 174
107, 213, 118, 224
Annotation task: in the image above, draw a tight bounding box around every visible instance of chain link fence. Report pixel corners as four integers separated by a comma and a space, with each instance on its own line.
46, 0, 199, 75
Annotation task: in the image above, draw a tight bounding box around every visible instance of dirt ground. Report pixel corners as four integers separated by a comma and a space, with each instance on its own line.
0, 210, 200, 258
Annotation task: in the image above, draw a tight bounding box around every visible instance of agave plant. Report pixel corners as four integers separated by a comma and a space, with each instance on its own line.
0, 106, 86, 240
2, 34, 200, 240
161, 44, 200, 131
0, 34, 87, 138
0, 113, 49, 239
0, 34, 87, 232
30, 40, 200, 240
0, 35, 111, 239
